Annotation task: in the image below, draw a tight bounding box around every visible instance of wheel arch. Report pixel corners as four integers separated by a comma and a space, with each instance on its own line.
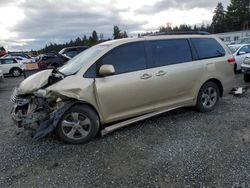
66, 100, 103, 125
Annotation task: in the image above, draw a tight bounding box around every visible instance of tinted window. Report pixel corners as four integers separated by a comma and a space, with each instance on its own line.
65, 50, 78, 58
1, 59, 14, 64
191, 38, 225, 59
84, 63, 97, 78
101, 42, 146, 74
150, 39, 192, 67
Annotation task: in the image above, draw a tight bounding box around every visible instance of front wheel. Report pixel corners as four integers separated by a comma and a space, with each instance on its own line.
11, 68, 22, 77
196, 82, 220, 112
244, 74, 250, 82
56, 105, 100, 144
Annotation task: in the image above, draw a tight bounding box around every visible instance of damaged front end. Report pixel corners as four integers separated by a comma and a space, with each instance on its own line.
10, 70, 73, 139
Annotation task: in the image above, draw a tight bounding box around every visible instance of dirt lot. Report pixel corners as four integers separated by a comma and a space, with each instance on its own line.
0, 75, 250, 188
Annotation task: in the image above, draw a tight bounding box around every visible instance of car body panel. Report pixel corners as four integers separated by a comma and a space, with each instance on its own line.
18, 69, 53, 95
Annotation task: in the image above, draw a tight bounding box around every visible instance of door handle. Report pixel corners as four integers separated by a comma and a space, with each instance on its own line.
156, 70, 166, 77
141, 73, 152, 80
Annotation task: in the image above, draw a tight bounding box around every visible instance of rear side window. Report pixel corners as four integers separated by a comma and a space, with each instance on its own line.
101, 42, 146, 74
149, 39, 192, 67
191, 38, 225, 59
1, 59, 14, 64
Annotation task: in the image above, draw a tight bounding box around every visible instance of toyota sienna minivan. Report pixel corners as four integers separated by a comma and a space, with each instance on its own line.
11, 34, 235, 144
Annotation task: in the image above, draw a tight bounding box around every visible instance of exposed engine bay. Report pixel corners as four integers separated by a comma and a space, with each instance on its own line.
10, 69, 76, 139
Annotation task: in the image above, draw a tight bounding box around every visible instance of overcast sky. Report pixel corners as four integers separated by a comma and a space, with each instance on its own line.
0, 0, 230, 51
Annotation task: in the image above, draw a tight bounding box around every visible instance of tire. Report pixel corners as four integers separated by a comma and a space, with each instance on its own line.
56, 104, 100, 144
234, 64, 241, 74
244, 74, 250, 82
10, 68, 22, 77
196, 82, 220, 112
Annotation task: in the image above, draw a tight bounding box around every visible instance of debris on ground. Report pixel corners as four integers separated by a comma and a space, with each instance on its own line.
230, 86, 248, 96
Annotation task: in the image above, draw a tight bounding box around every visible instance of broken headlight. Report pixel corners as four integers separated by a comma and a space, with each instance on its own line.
34, 89, 48, 98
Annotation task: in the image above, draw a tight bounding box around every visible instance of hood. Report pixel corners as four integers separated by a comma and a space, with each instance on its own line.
18, 69, 53, 95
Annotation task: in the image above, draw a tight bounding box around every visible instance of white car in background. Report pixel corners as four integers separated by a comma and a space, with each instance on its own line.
3, 54, 34, 64
0, 57, 23, 77
228, 44, 250, 72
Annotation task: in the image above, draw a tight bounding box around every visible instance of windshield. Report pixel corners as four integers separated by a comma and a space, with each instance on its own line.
229, 46, 240, 53
59, 44, 110, 75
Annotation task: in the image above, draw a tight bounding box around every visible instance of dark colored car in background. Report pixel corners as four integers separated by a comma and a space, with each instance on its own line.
0, 47, 7, 57
59, 46, 88, 59
36, 53, 68, 69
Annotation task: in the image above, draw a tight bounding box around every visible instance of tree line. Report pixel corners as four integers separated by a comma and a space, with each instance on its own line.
40, 26, 128, 53
39, 0, 250, 53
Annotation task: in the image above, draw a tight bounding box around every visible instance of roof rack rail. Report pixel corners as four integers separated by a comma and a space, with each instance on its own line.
150, 31, 211, 36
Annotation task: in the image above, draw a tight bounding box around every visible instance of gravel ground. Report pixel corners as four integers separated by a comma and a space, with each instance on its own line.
0, 75, 250, 188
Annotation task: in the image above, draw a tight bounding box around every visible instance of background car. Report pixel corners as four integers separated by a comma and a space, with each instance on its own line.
228, 44, 250, 72
8, 52, 32, 59
0, 47, 7, 57
36, 53, 68, 69
241, 56, 250, 82
59, 46, 88, 59
3, 54, 35, 64
0, 57, 23, 77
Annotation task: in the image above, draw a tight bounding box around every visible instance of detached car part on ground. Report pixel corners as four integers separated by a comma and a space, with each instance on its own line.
10, 35, 235, 144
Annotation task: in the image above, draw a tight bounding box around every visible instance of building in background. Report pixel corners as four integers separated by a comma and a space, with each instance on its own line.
216, 30, 250, 44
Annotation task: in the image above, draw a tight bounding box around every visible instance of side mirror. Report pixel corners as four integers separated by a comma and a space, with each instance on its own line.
99, 64, 115, 77
238, 51, 247, 55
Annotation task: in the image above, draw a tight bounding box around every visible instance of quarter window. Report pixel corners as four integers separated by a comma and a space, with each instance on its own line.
150, 39, 192, 67
191, 38, 225, 59
101, 42, 147, 74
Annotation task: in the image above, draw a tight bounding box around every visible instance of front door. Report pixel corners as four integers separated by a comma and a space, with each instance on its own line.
95, 41, 157, 123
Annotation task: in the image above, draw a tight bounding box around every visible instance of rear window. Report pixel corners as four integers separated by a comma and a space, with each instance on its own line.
191, 38, 225, 59
150, 39, 192, 67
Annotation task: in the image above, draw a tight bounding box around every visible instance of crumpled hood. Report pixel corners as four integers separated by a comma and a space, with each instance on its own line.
18, 69, 53, 95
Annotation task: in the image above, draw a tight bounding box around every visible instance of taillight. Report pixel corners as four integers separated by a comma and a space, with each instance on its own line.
228, 57, 236, 63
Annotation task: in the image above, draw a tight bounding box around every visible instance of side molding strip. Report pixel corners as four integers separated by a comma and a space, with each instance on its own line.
101, 106, 182, 136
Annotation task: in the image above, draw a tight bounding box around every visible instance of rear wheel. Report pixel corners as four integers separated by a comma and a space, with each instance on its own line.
56, 105, 99, 144
10, 68, 22, 77
244, 74, 250, 82
196, 82, 220, 112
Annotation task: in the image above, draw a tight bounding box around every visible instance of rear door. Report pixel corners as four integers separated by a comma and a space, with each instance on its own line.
147, 39, 204, 108
95, 41, 158, 123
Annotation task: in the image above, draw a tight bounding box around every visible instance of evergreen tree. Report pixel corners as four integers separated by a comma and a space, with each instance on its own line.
75, 37, 82, 46
113, 25, 121, 39
211, 2, 227, 33
226, 0, 250, 31
92, 30, 98, 43
123, 31, 128, 38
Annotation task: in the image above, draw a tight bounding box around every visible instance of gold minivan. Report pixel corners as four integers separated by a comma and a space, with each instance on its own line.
11, 34, 235, 144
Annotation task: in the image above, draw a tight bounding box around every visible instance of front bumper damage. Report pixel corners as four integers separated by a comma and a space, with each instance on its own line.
10, 92, 76, 139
